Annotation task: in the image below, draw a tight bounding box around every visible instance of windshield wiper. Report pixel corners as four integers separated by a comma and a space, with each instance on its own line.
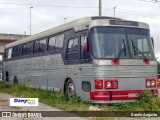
115, 39, 126, 60
131, 39, 149, 61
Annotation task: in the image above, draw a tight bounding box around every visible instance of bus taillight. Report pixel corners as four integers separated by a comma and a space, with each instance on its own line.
146, 78, 156, 88
95, 80, 103, 89
105, 80, 118, 89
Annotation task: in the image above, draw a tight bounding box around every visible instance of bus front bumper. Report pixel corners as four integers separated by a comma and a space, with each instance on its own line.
90, 89, 158, 101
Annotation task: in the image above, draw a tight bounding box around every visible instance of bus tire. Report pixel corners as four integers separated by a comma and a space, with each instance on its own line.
66, 79, 76, 97
14, 76, 18, 85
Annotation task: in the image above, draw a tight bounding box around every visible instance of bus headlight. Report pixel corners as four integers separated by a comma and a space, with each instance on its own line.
146, 78, 156, 88
151, 80, 156, 86
106, 82, 111, 88
105, 80, 118, 89
146, 81, 151, 87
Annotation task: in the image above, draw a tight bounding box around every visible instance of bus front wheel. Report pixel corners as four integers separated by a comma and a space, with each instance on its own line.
66, 79, 76, 97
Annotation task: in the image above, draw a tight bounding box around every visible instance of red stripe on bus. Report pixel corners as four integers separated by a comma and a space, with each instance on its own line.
143, 59, 150, 65
112, 90, 143, 95
90, 90, 158, 101
112, 90, 143, 100
112, 59, 120, 65
90, 91, 110, 100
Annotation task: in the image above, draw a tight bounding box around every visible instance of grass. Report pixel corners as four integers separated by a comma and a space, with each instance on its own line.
0, 82, 90, 111
102, 92, 160, 111
0, 82, 160, 118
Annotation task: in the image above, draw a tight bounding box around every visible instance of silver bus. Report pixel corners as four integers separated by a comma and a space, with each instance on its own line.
3, 16, 158, 103
0, 61, 2, 80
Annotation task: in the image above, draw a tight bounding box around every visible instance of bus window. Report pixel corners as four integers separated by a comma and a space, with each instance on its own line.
12, 45, 21, 58
8, 48, 12, 59
48, 37, 56, 51
34, 41, 40, 53
66, 38, 79, 60
48, 34, 64, 52
137, 39, 149, 52
34, 39, 46, 53
127, 28, 154, 59
55, 34, 64, 51
39, 39, 46, 53
22, 44, 27, 56
4, 49, 9, 59
22, 42, 33, 56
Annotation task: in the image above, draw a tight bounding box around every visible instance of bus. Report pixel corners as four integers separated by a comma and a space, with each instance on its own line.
0, 61, 2, 80
3, 16, 158, 103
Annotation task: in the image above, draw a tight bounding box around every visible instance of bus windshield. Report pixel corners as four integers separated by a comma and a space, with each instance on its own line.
90, 27, 155, 60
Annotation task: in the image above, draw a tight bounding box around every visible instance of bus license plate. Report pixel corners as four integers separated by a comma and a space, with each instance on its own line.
128, 93, 138, 98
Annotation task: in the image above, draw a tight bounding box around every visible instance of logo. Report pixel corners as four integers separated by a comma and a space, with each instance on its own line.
2, 112, 11, 117
10, 98, 39, 106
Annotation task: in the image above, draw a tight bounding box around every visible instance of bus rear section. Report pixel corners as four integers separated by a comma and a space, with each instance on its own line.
87, 22, 158, 103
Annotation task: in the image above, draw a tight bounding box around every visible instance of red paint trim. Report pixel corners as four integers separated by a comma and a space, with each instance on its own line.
112, 59, 120, 65
112, 90, 143, 100
143, 59, 150, 65
90, 90, 158, 101
90, 91, 110, 100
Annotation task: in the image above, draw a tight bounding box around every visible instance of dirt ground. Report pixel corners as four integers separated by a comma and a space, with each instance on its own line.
0, 93, 86, 120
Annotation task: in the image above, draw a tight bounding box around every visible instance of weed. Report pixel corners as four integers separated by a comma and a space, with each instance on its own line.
0, 82, 159, 117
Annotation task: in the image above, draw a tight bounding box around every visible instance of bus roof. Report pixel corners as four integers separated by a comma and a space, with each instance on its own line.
5, 16, 149, 48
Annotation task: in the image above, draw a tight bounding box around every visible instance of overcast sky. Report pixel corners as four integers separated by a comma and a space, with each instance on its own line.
0, 0, 160, 57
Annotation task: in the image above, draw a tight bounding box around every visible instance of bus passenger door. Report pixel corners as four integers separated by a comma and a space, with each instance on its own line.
65, 38, 79, 64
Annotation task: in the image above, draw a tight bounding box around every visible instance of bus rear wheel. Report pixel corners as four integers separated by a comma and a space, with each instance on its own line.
66, 79, 76, 97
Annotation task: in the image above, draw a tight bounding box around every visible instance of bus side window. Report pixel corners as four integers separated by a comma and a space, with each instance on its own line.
22, 42, 32, 56
48, 37, 56, 51
55, 34, 64, 51
8, 48, 12, 59
4, 49, 9, 59
39, 39, 46, 53
34, 41, 40, 53
12, 47, 16, 57
22, 44, 27, 55
66, 38, 79, 61
33, 39, 46, 54
48, 34, 64, 52
17, 46, 21, 57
